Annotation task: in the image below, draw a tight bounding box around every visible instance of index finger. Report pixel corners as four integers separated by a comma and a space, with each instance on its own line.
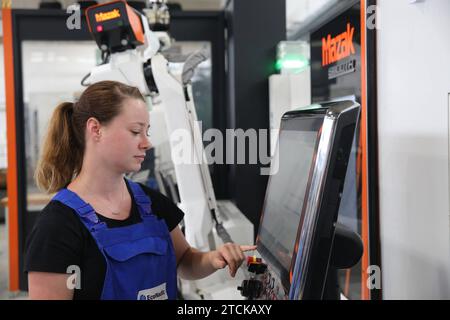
239, 245, 257, 252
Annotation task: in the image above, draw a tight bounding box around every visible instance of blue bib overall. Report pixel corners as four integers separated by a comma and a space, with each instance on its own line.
52, 179, 177, 300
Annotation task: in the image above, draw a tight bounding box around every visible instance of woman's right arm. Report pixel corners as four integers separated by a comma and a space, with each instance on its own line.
25, 202, 84, 300
28, 272, 74, 300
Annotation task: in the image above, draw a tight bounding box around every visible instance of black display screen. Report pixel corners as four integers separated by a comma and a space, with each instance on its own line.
257, 115, 323, 289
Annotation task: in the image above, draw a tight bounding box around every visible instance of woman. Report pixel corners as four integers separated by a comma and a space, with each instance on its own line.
25, 80, 256, 300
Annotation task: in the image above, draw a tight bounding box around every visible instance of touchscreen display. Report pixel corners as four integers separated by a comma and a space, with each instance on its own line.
258, 127, 319, 275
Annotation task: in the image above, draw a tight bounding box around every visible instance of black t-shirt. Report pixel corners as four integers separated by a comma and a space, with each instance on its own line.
24, 181, 184, 300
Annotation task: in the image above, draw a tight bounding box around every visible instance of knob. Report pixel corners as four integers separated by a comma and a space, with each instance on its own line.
237, 279, 262, 300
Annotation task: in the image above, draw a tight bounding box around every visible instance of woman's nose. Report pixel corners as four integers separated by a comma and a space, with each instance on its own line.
141, 136, 152, 150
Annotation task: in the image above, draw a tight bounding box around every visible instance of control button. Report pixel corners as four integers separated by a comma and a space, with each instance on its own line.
247, 256, 262, 265
246, 256, 267, 274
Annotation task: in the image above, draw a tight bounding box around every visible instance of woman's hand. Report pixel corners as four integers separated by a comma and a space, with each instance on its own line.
209, 243, 257, 277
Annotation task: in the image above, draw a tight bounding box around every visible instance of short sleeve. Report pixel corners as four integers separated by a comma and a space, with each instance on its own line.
24, 201, 84, 274
139, 184, 184, 231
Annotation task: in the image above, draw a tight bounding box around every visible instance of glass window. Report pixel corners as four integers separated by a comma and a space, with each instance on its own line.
22, 41, 98, 209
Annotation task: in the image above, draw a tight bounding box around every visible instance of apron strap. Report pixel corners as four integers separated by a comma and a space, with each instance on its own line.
52, 188, 103, 230
126, 179, 153, 217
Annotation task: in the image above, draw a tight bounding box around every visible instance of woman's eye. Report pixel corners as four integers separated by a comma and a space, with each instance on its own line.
131, 131, 140, 135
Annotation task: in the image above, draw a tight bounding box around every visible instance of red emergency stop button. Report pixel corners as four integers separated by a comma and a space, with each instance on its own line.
247, 256, 262, 265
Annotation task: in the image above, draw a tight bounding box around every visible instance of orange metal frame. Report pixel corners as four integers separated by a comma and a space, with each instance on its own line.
2, 6, 20, 291
359, 0, 370, 300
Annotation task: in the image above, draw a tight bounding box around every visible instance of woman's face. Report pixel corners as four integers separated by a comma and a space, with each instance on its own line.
97, 98, 152, 173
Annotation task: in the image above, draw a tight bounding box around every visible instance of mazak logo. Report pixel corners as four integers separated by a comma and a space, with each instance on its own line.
137, 283, 168, 300
95, 9, 121, 22
322, 23, 356, 67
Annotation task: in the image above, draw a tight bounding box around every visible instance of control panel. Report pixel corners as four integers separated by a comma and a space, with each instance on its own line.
238, 257, 288, 300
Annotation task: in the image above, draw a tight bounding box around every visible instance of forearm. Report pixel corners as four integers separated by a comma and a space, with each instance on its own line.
28, 272, 74, 300
177, 247, 217, 280
172, 230, 256, 281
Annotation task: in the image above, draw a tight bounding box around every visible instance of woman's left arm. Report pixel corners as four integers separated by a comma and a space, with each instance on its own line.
170, 226, 257, 280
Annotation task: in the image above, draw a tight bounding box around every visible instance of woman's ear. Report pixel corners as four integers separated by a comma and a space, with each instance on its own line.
86, 117, 102, 141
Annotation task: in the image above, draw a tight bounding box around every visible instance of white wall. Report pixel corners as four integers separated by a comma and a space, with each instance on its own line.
377, 0, 450, 299
286, 0, 335, 38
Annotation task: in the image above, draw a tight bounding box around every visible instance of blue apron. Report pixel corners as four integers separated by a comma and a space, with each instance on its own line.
52, 179, 177, 300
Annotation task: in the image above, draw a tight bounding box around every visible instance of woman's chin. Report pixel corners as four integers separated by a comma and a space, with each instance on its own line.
121, 164, 142, 174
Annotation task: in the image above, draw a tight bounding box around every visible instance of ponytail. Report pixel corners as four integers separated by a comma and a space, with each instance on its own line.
34, 102, 83, 193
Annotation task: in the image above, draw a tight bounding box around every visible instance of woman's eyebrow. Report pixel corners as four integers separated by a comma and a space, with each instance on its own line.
130, 122, 150, 128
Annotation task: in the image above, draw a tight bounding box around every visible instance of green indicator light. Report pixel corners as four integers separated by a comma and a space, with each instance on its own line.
275, 56, 309, 73
275, 60, 283, 71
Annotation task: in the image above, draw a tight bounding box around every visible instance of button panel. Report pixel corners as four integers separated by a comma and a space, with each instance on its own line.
238, 256, 288, 300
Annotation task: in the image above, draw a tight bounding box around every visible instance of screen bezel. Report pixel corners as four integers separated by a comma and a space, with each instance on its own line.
256, 113, 325, 292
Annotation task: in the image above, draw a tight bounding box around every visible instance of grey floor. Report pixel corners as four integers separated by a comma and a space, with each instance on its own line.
0, 222, 28, 300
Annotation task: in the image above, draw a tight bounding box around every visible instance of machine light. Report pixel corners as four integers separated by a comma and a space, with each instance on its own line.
275, 56, 309, 73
